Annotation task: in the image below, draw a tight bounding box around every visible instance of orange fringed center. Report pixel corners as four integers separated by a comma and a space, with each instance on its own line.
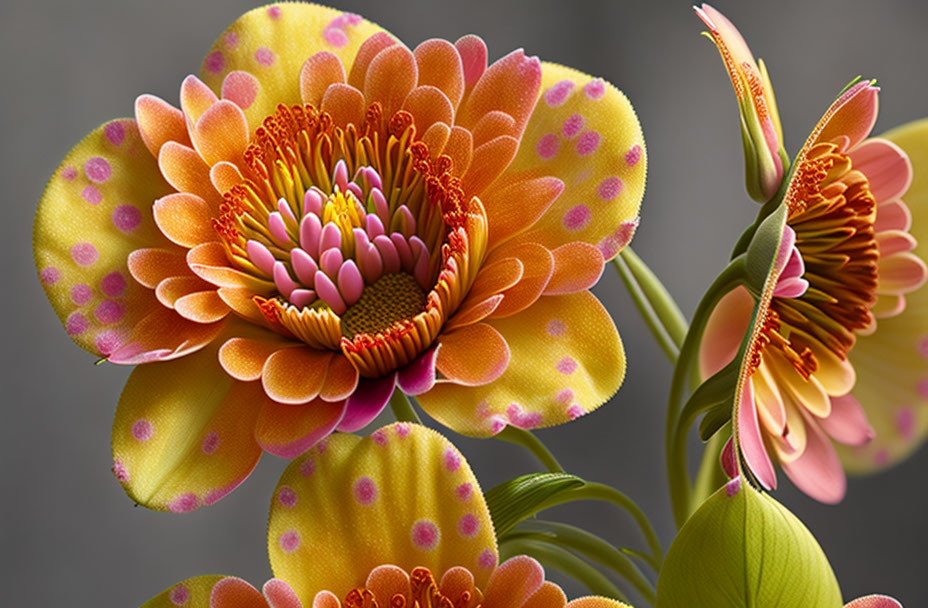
214, 103, 487, 377
752, 140, 879, 374
342, 567, 480, 608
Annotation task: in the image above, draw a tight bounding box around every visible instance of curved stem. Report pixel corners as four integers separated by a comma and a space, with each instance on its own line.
389, 390, 422, 424
506, 520, 657, 605
613, 255, 681, 362
495, 426, 565, 473
619, 247, 688, 349
691, 426, 730, 509
500, 538, 630, 602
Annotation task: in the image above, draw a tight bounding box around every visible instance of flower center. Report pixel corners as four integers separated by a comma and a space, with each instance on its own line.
214, 103, 487, 377
341, 567, 479, 608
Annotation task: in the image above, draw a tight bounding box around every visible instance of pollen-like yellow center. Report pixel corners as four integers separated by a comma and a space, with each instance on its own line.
341, 273, 427, 339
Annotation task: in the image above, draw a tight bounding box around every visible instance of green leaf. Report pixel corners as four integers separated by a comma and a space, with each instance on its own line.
744, 203, 788, 293
698, 404, 731, 441
484, 473, 584, 537
656, 482, 842, 608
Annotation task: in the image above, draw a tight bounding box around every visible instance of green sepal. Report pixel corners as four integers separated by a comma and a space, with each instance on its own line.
484, 472, 584, 537
744, 202, 788, 293
656, 482, 843, 608
699, 404, 733, 441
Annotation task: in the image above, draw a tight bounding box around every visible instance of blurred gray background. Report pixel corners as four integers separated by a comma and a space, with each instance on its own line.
3, 0, 926, 605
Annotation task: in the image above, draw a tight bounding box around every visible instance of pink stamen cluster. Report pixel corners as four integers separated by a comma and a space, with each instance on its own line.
245, 160, 433, 315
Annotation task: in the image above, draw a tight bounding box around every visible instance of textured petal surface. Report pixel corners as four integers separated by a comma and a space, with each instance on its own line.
418, 291, 624, 436
112, 339, 262, 512
838, 118, 928, 473
256, 398, 345, 459
34, 119, 175, 358
564, 599, 632, 608
844, 596, 903, 608
436, 323, 510, 386
498, 63, 645, 259
140, 576, 228, 608
210, 577, 269, 608
197, 4, 386, 129
268, 424, 497, 603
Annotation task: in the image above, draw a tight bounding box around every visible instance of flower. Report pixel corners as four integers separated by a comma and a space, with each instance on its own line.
139, 423, 631, 608
697, 7, 927, 503
33, 4, 645, 511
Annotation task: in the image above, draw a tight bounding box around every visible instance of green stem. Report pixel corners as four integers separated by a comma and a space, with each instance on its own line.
620, 247, 688, 348
495, 426, 565, 473
613, 255, 680, 362
506, 520, 657, 605
500, 538, 630, 602
691, 426, 730, 509
389, 390, 422, 424
666, 258, 744, 528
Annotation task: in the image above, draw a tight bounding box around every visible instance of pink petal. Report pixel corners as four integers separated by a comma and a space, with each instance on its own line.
263, 579, 303, 608
874, 199, 912, 232
819, 394, 875, 447
699, 287, 754, 379
848, 138, 912, 203
396, 346, 439, 395
782, 412, 847, 504
247, 240, 276, 276
844, 596, 903, 608
738, 379, 778, 491
300, 214, 322, 257
291, 248, 318, 286
337, 374, 397, 432
337, 260, 364, 305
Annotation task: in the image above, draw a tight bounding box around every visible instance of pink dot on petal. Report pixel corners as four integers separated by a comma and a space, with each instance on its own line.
40, 266, 61, 285
255, 46, 276, 66
561, 113, 584, 138
457, 513, 480, 538
71, 242, 99, 266
66, 312, 89, 336
456, 482, 474, 501
279, 530, 301, 553
278, 486, 298, 508
562, 204, 591, 231
478, 549, 497, 569
536, 133, 559, 160
919, 336, 928, 360
300, 458, 316, 477
94, 300, 125, 324
168, 584, 189, 606
544, 79, 575, 107
267, 5, 282, 18
205, 50, 226, 74
224, 32, 239, 48
567, 404, 585, 420
725, 476, 741, 497
917, 378, 928, 400
395, 422, 411, 437
112, 458, 130, 483
625, 144, 643, 166
598, 219, 639, 259
547, 318, 567, 337
201, 431, 220, 454
94, 329, 123, 355
132, 419, 153, 441
81, 185, 103, 205
62, 166, 78, 180
112, 204, 142, 232
84, 157, 112, 183
104, 122, 126, 146
896, 408, 916, 440
101, 272, 127, 298
576, 130, 601, 156
443, 448, 462, 472
323, 27, 349, 48
556, 389, 575, 404
557, 356, 578, 374
70, 284, 93, 306
168, 493, 200, 514
489, 415, 507, 435
372, 429, 388, 446
597, 176, 624, 201
353, 476, 378, 505
584, 78, 606, 100
411, 519, 440, 551
874, 449, 889, 466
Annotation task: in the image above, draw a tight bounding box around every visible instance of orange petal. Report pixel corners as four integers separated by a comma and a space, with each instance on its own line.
135, 94, 190, 157
445, 126, 474, 176
128, 248, 190, 289
482, 556, 545, 608
365, 566, 412, 607
153, 192, 218, 247
483, 177, 564, 249
414, 39, 465, 111
107, 306, 226, 364
489, 242, 555, 318
218, 287, 267, 324
300, 51, 347, 106
220, 335, 291, 381
158, 141, 221, 207
402, 85, 454, 135
462, 135, 519, 195
524, 581, 568, 608
421, 122, 452, 157
321, 83, 366, 130
191, 99, 249, 166
458, 49, 542, 138
198, 5, 388, 130
262, 346, 334, 404
221, 70, 262, 111
319, 354, 360, 401
155, 275, 213, 308
473, 110, 516, 148
500, 63, 645, 258
211, 161, 245, 194
175, 290, 230, 323
444, 294, 504, 332
347, 31, 397, 90
543, 242, 604, 295
209, 577, 268, 608
180, 75, 219, 126
188, 242, 275, 292
364, 44, 418, 118
112, 342, 262, 511
255, 398, 345, 458
465, 257, 524, 303
455, 35, 488, 94
436, 323, 510, 386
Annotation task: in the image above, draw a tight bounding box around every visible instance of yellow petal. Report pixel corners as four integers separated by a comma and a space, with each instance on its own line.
140, 576, 229, 608
499, 62, 645, 259
839, 118, 928, 472
34, 119, 176, 358
267, 424, 498, 603
197, 5, 388, 130
418, 291, 624, 436
565, 599, 632, 608
112, 338, 262, 512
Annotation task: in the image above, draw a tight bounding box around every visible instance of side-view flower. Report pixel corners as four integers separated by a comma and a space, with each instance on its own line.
33, 3, 644, 512
138, 424, 630, 608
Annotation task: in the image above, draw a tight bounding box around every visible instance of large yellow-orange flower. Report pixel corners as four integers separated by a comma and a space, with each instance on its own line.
33, 4, 644, 511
